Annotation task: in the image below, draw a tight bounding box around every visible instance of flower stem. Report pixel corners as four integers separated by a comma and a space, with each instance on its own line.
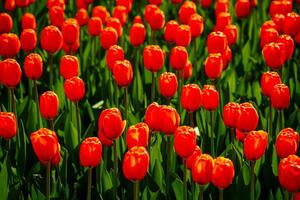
166, 136, 171, 199
113, 141, 118, 200
210, 111, 215, 157
183, 159, 187, 200
114, 82, 119, 107
34, 80, 41, 128
250, 160, 255, 200
49, 54, 53, 90
87, 167, 92, 200
269, 103, 272, 139
189, 112, 194, 127
75, 102, 81, 144
124, 87, 128, 120
151, 72, 155, 102
10, 88, 15, 115
133, 181, 139, 200
46, 162, 51, 200
193, 39, 197, 69
49, 119, 54, 131
219, 189, 223, 200
199, 185, 204, 200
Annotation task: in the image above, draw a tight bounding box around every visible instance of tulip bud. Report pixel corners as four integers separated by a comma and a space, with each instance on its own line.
188, 14, 204, 38
283, 12, 300, 37
126, 122, 149, 149
130, 23, 146, 47
212, 157, 235, 189
276, 128, 299, 159
79, 137, 102, 167
62, 18, 80, 46
272, 14, 285, 34
149, 9, 165, 31
236, 102, 259, 132
145, 102, 160, 131
59, 55, 79, 79
175, 25, 191, 47
49, 6, 64, 28
122, 146, 150, 181
0, 59, 22, 88
187, 146, 202, 170
202, 85, 219, 111
204, 53, 223, 80
0, 13, 13, 34
269, 0, 292, 17
170, 46, 188, 70
133, 15, 143, 24
270, 83, 290, 110
158, 105, 180, 135
276, 34, 294, 60
106, 17, 123, 39
262, 42, 285, 70
88, 17, 102, 37
181, 84, 202, 112
216, 12, 231, 30
106, 45, 124, 71
260, 27, 278, 49
235, 0, 251, 19
20, 29, 37, 52
278, 155, 300, 192
64, 77, 85, 102
178, 1, 196, 25
116, 0, 132, 13
113, 6, 128, 26
40, 25, 63, 54
101, 27, 118, 49
223, 25, 238, 46
180, 60, 193, 80
164, 20, 179, 43
260, 71, 281, 97
76, 8, 89, 26
192, 154, 214, 185
5, 0, 16, 11
215, 0, 229, 16
113, 60, 133, 87
244, 130, 268, 161
22, 13, 36, 30
40, 91, 59, 120
207, 31, 228, 54
223, 102, 240, 128
0, 33, 20, 58
174, 126, 197, 158
0, 112, 17, 139
92, 6, 109, 23
24, 53, 43, 80
159, 72, 178, 99
144, 4, 159, 24
143, 45, 164, 72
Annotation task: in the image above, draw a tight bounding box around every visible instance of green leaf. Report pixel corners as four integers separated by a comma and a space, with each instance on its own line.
172, 177, 183, 200
153, 159, 165, 195
271, 145, 278, 176
242, 163, 250, 186
0, 157, 8, 199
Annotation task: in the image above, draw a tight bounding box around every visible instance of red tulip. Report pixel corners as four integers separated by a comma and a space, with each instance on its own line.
88, 17, 102, 37
0, 112, 17, 139
149, 0, 162, 6
244, 130, 268, 160
178, 1, 196, 25
122, 146, 149, 181
49, 6, 64, 28
236, 102, 259, 132
272, 14, 285, 34
116, 0, 132, 13
175, 25, 191, 47
113, 6, 128, 26
187, 146, 202, 170
260, 71, 281, 97
262, 42, 285, 70
92, 6, 109, 23
158, 105, 180, 135
223, 24, 238, 46
181, 60, 193, 80
283, 12, 300, 36
0, 58, 22, 88
40, 91, 59, 120
62, 40, 79, 54
133, 15, 143, 24
181, 84, 202, 112
270, 83, 290, 110
100, 27, 118, 49
207, 31, 228, 54
20, 29, 37, 52
278, 155, 300, 192
164, 20, 179, 43
21, 13, 36, 30
145, 102, 160, 131
61, 18, 80, 46
276, 128, 299, 159
235, 0, 251, 19
130, 23, 146, 46
188, 14, 204, 38
261, 20, 277, 34
204, 53, 223, 79
106, 45, 124, 71
126, 122, 149, 149
159, 72, 178, 99
0, 33, 20, 58
211, 157, 235, 189
79, 137, 102, 167
76, 0, 88, 9
223, 102, 240, 128
76, 8, 89, 26
269, 0, 292, 17
106, 17, 123, 38
40, 25, 63, 54
0, 13, 13, 34
98, 108, 126, 140
47, 0, 65, 9
276, 34, 294, 60
200, 0, 213, 8
5, 0, 16, 11
192, 154, 214, 185
143, 45, 164, 72
64, 76, 85, 102
215, 0, 229, 16
236, 129, 246, 142
98, 129, 113, 146
149, 9, 165, 31
170, 46, 188, 70
113, 59, 133, 87
30, 128, 60, 165
260, 27, 278, 49
24, 53, 43, 80
202, 85, 219, 111
60, 55, 79, 79
174, 126, 197, 158
144, 4, 159, 24
216, 12, 231, 30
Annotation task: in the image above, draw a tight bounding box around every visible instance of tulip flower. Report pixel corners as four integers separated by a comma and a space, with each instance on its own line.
200, 0, 213, 8
223, 24, 238, 46
278, 155, 300, 192
283, 12, 300, 37
30, 128, 60, 200
144, 102, 160, 131
215, 0, 229, 16
92, 6, 109, 23
0, 33, 20, 58
116, 0, 132, 13
100, 27, 118, 50
106, 45, 124, 72
21, 13, 36, 30
79, 137, 102, 200
186, 146, 202, 170
270, 83, 290, 110
262, 42, 285, 70
178, 1, 196, 25
223, 102, 240, 143
126, 122, 149, 149
130, 23, 146, 47
40, 91, 59, 129
106, 17, 123, 39
59, 55, 79, 79
113, 5, 128, 26
164, 20, 179, 43
277, 34, 294, 60
212, 157, 235, 200
204, 53, 223, 80
235, 0, 251, 19
49, 6, 64, 28
180, 60, 193, 80
0, 112, 17, 140
276, 128, 299, 159
76, 8, 89, 26
0, 13, 13, 34
158, 72, 178, 101
122, 146, 149, 200
61, 18, 80, 49
175, 25, 191, 47
148, 9, 165, 42
20, 29, 37, 52
236, 102, 259, 133
269, 0, 292, 18
207, 31, 228, 54
4, 0, 16, 11
216, 12, 231, 31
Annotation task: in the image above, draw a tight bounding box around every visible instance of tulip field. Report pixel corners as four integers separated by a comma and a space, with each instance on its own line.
1, 0, 300, 199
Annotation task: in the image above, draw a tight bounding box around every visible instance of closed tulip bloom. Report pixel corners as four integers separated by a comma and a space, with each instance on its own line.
47, 0, 65, 9
158, 105, 180, 135
149, 9, 165, 31
207, 31, 228, 54
202, 85, 219, 111
113, 60, 133, 87
21, 13, 36, 30
174, 126, 197, 158
126, 122, 149, 149
277, 34, 294, 60
98, 108, 126, 140
100, 27, 118, 49
181, 84, 202, 112
116, 0, 132, 13
133, 15, 143, 24
20, 29, 37, 52
260, 27, 278, 49
276, 128, 299, 159
211, 157, 235, 189
278, 155, 300, 192
187, 146, 202, 170
171, 0, 182, 4
175, 25, 191, 47
283, 12, 300, 37
0, 59, 22, 88
92, 6, 109, 23
16, 0, 29, 7
188, 14, 204, 38
24, 53, 43, 80
204, 53, 223, 80
215, 0, 229, 17
62, 18, 80, 46
223, 25, 238, 46
106, 17, 123, 38
60, 55, 79, 79
192, 154, 214, 185
76, 8, 88, 26
0, 112, 17, 139
164, 20, 179, 43
130, 23, 146, 46
98, 130, 113, 146
30, 128, 60, 165
170, 46, 188, 70
88, 17, 102, 37
4, 0, 16, 11
223, 102, 240, 128
269, 0, 292, 17
200, 0, 213, 8
143, 45, 164, 72
262, 42, 285, 70
181, 60, 193, 80
0, 33, 20, 58
113, 6, 128, 26
272, 14, 285, 34
123, 146, 150, 181
40, 26, 63, 54
79, 137, 102, 167
236, 102, 259, 132
144, 4, 159, 24
270, 83, 290, 110
261, 20, 278, 33
178, 1, 196, 24
244, 130, 268, 160
40, 91, 59, 120
216, 12, 231, 30
64, 77, 85, 102
76, 0, 88, 9
260, 71, 281, 97
49, 6, 64, 28
149, 0, 162, 6
0, 13, 13, 33
145, 102, 160, 131
62, 40, 79, 54
235, 0, 251, 18
106, 45, 124, 71
159, 72, 178, 99
236, 128, 246, 142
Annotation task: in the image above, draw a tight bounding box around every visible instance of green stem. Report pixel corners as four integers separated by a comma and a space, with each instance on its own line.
49, 119, 54, 131
49, 54, 53, 90
189, 112, 194, 127
113, 141, 118, 200
269, 102, 272, 139
151, 72, 155, 102
87, 168, 92, 200
193, 39, 197, 69
76, 102, 81, 144
210, 111, 215, 157
151, 30, 156, 44
46, 162, 51, 200
114, 82, 119, 107
178, 70, 183, 113
183, 159, 187, 200
199, 185, 204, 200
230, 128, 235, 144
250, 160, 255, 200
124, 87, 128, 120
280, 110, 284, 130
219, 189, 223, 200
133, 181, 139, 200
10, 88, 15, 115
166, 136, 171, 199
34, 80, 41, 128
289, 192, 293, 200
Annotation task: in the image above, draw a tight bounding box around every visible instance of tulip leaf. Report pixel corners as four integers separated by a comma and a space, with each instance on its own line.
271, 145, 278, 176
242, 163, 250, 186
153, 159, 166, 195
0, 157, 8, 199
172, 177, 183, 200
